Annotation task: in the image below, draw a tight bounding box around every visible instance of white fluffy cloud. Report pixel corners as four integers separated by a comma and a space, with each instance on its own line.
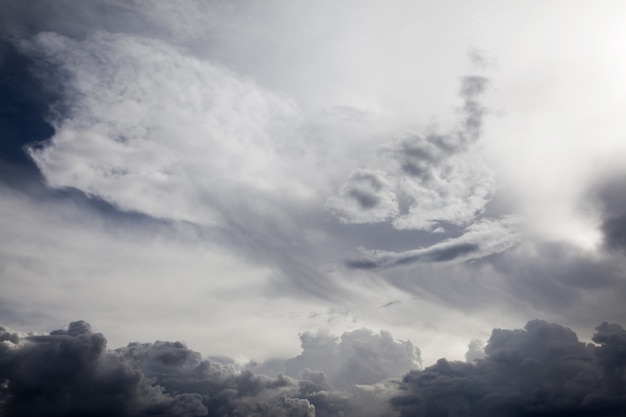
325, 76, 496, 233
22, 31, 311, 225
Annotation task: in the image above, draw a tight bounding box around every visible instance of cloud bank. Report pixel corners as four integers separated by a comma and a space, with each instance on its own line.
3, 320, 626, 416
1, 1, 626, 410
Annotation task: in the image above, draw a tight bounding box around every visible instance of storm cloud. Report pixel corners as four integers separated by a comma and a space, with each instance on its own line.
391, 320, 626, 417
4, 320, 626, 416
0, 321, 413, 417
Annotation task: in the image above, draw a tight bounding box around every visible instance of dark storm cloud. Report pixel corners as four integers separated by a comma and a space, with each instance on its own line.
1, 322, 416, 417
592, 174, 626, 253
391, 320, 626, 417
602, 215, 626, 253
0, 321, 315, 417
0, 321, 208, 417
4, 320, 626, 416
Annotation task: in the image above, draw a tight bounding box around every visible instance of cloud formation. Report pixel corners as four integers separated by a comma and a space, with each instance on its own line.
20, 31, 306, 226
392, 320, 626, 417
0, 321, 208, 416
0, 321, 417, 417
283, 329, 421, 391
4, 320, 626, 416
346, 216, 520, 269
325, 169, 399, 224
1, 2, 626, 408
326, 76, 494, 233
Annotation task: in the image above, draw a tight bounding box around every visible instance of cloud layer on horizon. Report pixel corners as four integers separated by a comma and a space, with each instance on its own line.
3, 320, 626, 416
1, 0, 626, 403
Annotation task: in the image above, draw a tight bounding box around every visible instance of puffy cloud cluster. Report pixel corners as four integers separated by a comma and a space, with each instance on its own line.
4, 320, 626, 416
392, 320, 626, 417
283, 328, 421, 391
325, 169, 399, 224
325, 75, 518, 269
0, 322, 417, 417
327, 76, 495, 232
0, 321, 208, 416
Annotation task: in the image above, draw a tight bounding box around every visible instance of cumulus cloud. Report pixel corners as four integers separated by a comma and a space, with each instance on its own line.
0, 322, 313, 417
391, 320, 626, 417
2, 4, 626, 413
0, 321, 418, 417
283, 328, 421, 391
464, 339, 485, 363
0, 321, 208, 417
327, 76, 495, 232
4, 320, 626, 416
322, 73, 515, 271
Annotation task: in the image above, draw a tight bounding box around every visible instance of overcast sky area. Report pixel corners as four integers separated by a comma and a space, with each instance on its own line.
1, 1, 626, 416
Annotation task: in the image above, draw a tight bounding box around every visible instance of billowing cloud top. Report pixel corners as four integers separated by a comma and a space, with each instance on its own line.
4, 320, 626, 416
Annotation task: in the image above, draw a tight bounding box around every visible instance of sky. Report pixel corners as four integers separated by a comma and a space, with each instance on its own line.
1, 1, 626, 416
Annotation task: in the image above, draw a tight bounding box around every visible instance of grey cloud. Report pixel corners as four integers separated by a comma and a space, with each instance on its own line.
395, 76, 488, 182
284, 328, 421, 391
327, 74, 495, 235
397, 134, 447, 180
325, 169, 399, 224
0, 321, 315, 417
602, 214, 626, 253
483, 239, 626, 327
346, 216, 520, 269
8, 24, 345, 303
0, 321, 208, 417
0, 0, 224, 44
0, 328, 19, 344
592, 174, 626, 253
459, 76, 488, 141
346, 242, 479, 269
392, 320, 626, 417
0, 321, 416, 417
4, 320, 626, 417
380, 300, 402, 309
464, 339, 485, 363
